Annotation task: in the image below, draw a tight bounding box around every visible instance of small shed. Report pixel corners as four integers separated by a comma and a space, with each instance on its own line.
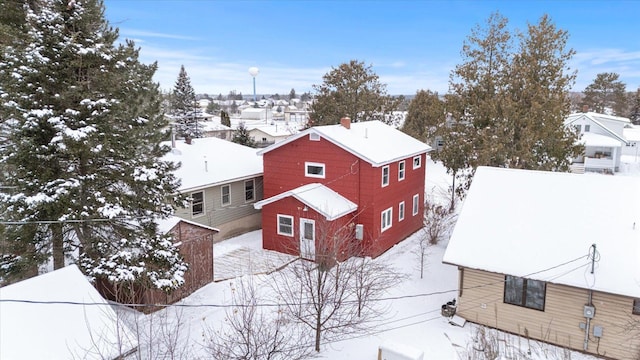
0, 265, 138, 359
96, 217, 218, 312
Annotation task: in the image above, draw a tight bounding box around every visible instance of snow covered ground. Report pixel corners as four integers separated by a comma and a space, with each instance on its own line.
122, 156, 639, 359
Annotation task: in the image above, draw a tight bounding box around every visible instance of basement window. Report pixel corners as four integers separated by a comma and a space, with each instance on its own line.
504, 275, 546, 311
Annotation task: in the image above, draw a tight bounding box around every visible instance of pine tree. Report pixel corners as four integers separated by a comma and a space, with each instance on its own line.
448, 13, 581, 195
629, 88, 640, 125
0, 0, 187, 290
289, 88, 296, 100
220, 110, 231, 127
581, 72, 627, 115
401, 90, 445, 143
310, 60, 400, 125
171, 64, 200, 138
232, 122, 256, 147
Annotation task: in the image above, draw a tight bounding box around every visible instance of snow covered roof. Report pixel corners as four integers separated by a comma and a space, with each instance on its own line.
162, 137, 262, 192
258, 120, 432, 167
443, 166, 640, 298
0, 265, 138, 359
156, 215, 220, 234
247, 123, 299, 137
579, 132, 624, 147
566, 112, 629, 143
254, 183, 357, 220
624, 127, 640, 142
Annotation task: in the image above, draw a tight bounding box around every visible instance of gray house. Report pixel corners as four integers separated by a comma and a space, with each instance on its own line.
163, 137, 263, 240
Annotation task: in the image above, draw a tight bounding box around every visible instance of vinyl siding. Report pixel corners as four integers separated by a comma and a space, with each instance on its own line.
174, 176, 263, 239
457, 268, 640, 359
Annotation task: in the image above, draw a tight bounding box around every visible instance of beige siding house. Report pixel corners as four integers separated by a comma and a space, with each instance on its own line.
443, 167, 640, 359
163, 137, 263, 240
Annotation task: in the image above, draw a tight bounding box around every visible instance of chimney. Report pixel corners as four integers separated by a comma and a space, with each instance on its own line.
340, 117, 351, 129
185, 136, 192, 145
582, 105, 589, 113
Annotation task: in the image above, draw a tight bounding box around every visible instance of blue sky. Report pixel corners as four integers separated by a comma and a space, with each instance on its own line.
104, 0, 640, 96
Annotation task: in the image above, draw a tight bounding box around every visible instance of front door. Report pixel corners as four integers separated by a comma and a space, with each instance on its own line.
300, 218, 315, 260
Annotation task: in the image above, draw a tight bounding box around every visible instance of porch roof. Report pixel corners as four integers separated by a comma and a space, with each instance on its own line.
580, 132, 623, 147
254, 183, 357, 221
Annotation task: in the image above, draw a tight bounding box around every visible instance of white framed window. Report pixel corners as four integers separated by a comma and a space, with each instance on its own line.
412, 194, 419, 216
381, 207, 392, 232
305, 162, 325, 178
277, 214, 294, 237
191, 191, 204, 217
381, 165, 390, 187
398, 201, 405, 221
398, 160, 405, 181
221, 184, 231, 206
309, 133, 320, 141
413, 155, 422, 169
244, 179, 255, 202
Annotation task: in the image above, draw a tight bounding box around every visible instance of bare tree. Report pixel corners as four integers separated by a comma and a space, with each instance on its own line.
205, 277, 316, 360
271, 218, 404, 352
416, 197, 456, 279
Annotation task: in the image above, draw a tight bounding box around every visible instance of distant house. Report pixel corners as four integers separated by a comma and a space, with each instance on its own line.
255, 118, 431, 260
443, 167, 640, 359
246, 122, 300, 147
241, 107, 273, 122
200, 118, 233, 140
565, 111, 630, 173
0, 265, 138, 359
623, 124, 640, 160
164, 136, 263, 239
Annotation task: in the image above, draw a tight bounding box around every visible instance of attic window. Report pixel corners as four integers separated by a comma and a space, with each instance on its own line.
309, 133, 320, 141
305, 162, 325, 178
585, 124, 590, 132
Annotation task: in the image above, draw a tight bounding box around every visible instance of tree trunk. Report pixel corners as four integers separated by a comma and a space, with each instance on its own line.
52, 223, 64, 269
450, 172, 456, 212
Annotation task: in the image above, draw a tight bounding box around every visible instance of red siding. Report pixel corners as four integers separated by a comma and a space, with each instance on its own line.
262, 135, 426, 258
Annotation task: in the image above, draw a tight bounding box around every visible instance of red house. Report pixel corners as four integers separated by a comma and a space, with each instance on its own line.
254, 118, 431, 260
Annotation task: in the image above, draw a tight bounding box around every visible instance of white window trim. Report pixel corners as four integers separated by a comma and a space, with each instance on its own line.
398, 160, 405, 181
277, 214, 294, 237
305, 161, 326, 179
244, 179, 255, 203
413, 155, 422, 169
381, 165, 390, 187
309, 133, 320, 141
221, 184, 231, 206
191, 191, 205, 218
381, 207, 393, 232
412, 194, 420, 216
399, 201, 405, 221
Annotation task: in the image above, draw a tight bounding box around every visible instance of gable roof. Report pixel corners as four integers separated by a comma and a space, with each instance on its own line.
156, 215, 220, 234
443, 166, 640, 298
162, 137, 263, 192
257, 120, 432, 167
0, 265, 138, 359
254, 183, 357, 220
565, 112, 629, 144
579, 132, 624, 147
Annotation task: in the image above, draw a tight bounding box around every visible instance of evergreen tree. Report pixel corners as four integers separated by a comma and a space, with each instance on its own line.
448, 13, 581, 195
581, 72, 627, 115
401, 89, 445, 143
232, 122, 256, 147
171, 65, 200, 138
289, 88, 296, 100
220, 110, 231, 127
629, 88, 640, 125
310, 60, 400, 125
0, 0, 187, 290
206, 100, 219, 114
